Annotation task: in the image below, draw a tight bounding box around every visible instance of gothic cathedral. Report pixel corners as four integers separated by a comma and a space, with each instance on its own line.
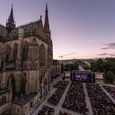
0, 4, 53, 115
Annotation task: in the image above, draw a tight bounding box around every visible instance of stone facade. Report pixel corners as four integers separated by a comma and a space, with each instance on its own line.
0, 4, 53, 115
51, 60, 61, 80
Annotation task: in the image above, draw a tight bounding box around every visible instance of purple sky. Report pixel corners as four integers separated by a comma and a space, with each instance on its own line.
0, 0, 115, 59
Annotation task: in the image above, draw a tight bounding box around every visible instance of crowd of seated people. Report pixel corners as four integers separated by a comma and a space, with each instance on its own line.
48, 81, 69, 105
62, 82, 88, 115
86, 84, 115, 115
53, 81, 69, 88
103, 85, 115, 99
38, 105, 54, 115
59, 111, 72, 115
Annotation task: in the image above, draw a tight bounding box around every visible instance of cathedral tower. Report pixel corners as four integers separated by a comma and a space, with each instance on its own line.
44, 4, 51, 38
6, 4, 16, 35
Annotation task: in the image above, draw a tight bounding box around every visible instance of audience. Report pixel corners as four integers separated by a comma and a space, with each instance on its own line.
103, 85, 115, 99
86, 84, 115, 115
48, 81, 69, 105
59, 111, 72, 115
53, 81, 69, 88
62, 82, 88, 115
38, 81, 115, 115
38, 105, 54, 115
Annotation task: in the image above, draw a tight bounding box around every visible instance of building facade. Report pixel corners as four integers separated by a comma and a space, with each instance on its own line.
51, 60, 61, 81
0, 4, 53, 115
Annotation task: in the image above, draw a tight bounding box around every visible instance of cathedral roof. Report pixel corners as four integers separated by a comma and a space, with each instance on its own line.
0, 24, 6, 40
0, 19, 44, 41
12, 93, 37, 106
17, 19, 45, 38
0, 88, 9, 95
0, 24, 5, 28
18, 20, 40, 28
0, 4, 51, 42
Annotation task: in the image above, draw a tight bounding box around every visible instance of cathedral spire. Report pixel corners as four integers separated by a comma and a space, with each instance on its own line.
6, 4, 16, 35
44, 3, 51, 37
10, 4, 14, 21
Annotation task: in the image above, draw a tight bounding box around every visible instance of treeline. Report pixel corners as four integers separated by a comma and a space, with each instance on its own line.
61, 62, 79, 72
90, 58, 115, 83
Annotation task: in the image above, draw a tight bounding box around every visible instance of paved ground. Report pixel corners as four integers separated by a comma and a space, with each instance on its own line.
102, 83, 115, 87
33, 81, 83, 115
33, 76, 62, 115
53, 81, 71, 115
32, 78, 115, 115
51, 76, 62, 87
100, 85, 115, 104
33, 88, 57, 115
33, 80, 84, 115
83, 83, 93, 115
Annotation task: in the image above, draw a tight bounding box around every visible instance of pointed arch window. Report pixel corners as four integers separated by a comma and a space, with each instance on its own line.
22, 41, 29, 61
39, 44, 47, 67
2, 96, 6, 104
13, 43, 18, 62
21, 73, 26, 95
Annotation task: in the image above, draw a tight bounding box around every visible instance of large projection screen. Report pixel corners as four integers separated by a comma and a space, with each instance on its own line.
71, 71, 94, 83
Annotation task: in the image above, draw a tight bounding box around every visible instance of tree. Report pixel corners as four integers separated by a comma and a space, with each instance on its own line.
105, 71, 115, 83
63, 62, 79, 71
90, 58, 106, 72
90, 62, 97, 72
82, 65, 90, 70
61, 64, 64, 73
90, 58, 115, 83
96, 58, 104, 72
74, 62, 79, 70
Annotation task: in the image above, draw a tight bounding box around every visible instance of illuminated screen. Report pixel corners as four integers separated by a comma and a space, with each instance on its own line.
72, 71, 93, 83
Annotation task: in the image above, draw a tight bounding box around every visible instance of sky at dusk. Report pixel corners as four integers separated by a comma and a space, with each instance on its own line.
0, 0, 115, 59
